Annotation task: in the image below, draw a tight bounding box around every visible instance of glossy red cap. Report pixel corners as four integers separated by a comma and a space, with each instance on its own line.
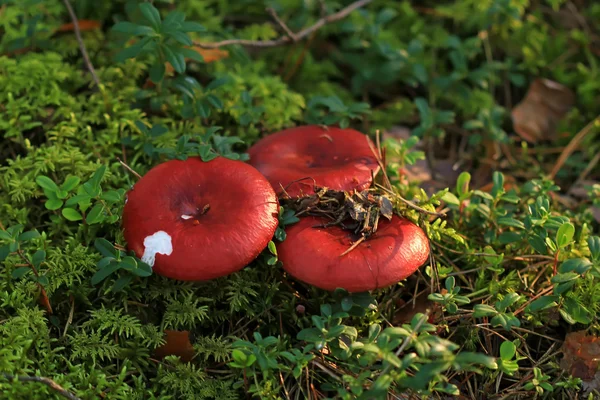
247, 125, 380, 197
122, 157, 279, 281
277, 216, 429, 292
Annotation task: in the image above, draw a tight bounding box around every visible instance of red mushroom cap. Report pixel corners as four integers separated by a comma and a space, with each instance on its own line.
277, 215, 429, 292
247, 125, 380, 197
122, 157, 279, 281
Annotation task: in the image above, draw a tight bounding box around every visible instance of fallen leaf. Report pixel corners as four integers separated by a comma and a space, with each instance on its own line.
511, 78, 575, 143
56, 20, 101, 33
560, 331, 600, 393
154, 330, 195, 362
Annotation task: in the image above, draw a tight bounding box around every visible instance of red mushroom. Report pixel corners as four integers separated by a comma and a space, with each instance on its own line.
247, 125, 380, 197
277, 215, 429, 292
122, 157, 279, 281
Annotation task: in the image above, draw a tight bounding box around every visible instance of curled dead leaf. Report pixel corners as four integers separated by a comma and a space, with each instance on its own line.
511, 78, 575, 143
154, 330, 195, 362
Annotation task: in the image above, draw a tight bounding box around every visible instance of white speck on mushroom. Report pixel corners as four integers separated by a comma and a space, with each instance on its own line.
125, 196, 128, 204
181, 215, 193, 220
141, 231, 173, 267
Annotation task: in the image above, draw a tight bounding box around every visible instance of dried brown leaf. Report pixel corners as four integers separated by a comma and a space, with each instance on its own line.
560, 331, 600, 393
511, 78, 575, 143
154, 330, 195, 362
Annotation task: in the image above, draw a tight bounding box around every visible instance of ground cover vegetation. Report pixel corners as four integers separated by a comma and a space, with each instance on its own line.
1, 0, 600, 398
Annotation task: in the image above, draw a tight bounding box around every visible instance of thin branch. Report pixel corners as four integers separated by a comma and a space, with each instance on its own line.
194, 0, 373, 49
1, 374, 81, 400
62, 0, 100, 87
549, 114, 600, 179
117, 157, 142, 180
266, 8, 298, 42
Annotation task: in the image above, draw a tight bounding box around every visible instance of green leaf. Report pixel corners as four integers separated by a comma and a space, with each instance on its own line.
562, 298, 592, 324
32, 250, 45, 268
11, 267, 31, 279
456, 172, 471, 197
37, 275, 49, 286
131, 264, 152, 277
455, 352, 497, 369
61, 175, 80, 192
267, 241, 277, 256
120, 256, 138, 271
97, 257, 114, 269
491, 172, 504, 198
169, 31, 192, 46
112, 21, 155, 35
18, 230, 40, 242
139, 2, 161, 30
162, 45, 186, 73
65, 194, 92, 207
559, 258, 592, 274
556, 222, 575, 248
91, 263, 121, 285
181, 21, 206, 32
111, 275, 133, 292
89, 165, 106, 188
45, 198, 63, 210
0, 230, 12, 241
62, 208, 83, 221
178, 47, 204, 62
101, 190, 122, 203
85, 204, 104, 225
550, 272, 579, 284
497, 217, 525, 230
527, 295, 558, 312
0, 245, 10, 262
94, 238, 118, 258
115, 36, 153, 62
149, 62, 166, 83
341, 297, 353, 312
499, 341, 516, 360
206, 94, 223, 110
441, 192, 460, 206
36, 176, 59, 192
588, 236, 600, 261
472, 304, 497, 318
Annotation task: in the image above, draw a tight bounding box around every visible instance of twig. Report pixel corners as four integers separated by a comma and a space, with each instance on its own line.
1, 374, 81, 400
117, 157, 142, 180
339, 236, 365, 257
62, 0, 101, 87
567, 151, 600, 195
549, 114, 599, 179
266, 8, 298, 42
194, 0, 373, 48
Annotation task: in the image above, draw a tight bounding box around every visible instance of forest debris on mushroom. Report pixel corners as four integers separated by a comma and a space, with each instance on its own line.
280, 186, 394, 241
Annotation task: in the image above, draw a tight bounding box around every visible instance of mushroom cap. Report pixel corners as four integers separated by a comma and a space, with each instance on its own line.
247, 125, 380, 197
277, 215, 429, 292
122, 156, 279, 281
